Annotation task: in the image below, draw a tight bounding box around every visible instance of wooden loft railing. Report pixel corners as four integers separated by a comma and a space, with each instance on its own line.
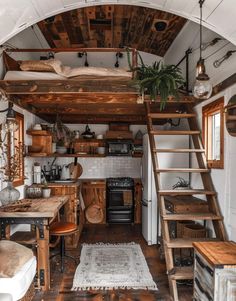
3, 47, 138, 76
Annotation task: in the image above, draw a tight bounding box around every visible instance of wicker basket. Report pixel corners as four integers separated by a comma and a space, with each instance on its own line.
182, 223, 207, 238
176, 221, 194, 238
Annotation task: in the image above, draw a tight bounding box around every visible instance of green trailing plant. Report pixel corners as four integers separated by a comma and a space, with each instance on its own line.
127, 49, 185, 110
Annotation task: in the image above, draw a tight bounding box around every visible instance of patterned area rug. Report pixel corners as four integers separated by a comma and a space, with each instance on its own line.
72, 243, 158, 291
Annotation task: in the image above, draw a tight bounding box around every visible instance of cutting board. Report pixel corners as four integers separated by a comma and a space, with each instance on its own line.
69, 158, 83, 179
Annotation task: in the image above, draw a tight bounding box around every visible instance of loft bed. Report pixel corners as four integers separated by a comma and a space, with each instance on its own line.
0, 48, 194, 124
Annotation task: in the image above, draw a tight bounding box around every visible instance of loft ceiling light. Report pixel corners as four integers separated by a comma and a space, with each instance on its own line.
193, 0, 212, 100
0, 102, 18, 132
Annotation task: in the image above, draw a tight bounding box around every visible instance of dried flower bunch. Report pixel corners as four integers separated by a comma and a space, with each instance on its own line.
0, 125, 23, 182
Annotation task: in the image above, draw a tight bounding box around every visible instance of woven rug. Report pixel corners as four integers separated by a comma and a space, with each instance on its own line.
72, 242, 157, 291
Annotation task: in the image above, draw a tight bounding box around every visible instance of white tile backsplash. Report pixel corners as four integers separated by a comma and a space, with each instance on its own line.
43, 156, 142, 179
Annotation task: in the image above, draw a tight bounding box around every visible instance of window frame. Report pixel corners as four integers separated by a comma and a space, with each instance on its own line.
202, 97, 224, 169
13, 112, 24, 187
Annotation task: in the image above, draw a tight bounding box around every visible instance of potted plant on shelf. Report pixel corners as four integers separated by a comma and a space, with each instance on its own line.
127, 50, 185, 110
172, 177, 191, 190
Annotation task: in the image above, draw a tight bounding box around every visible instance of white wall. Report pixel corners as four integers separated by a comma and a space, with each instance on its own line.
39, 124, 147, 179
164, 21, 236, 91
192, 85, 236, 240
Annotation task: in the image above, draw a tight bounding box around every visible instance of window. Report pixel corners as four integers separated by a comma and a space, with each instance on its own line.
13, 112, 24, 186
202, 97, 224, 169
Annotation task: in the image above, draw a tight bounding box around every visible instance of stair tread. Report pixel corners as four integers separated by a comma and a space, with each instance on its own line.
154, 148, 205, 153
169, 267, 193, 280
159, 189, 216, 195
148, 113, 196, 119
166, 238, 220, 248
150, 130, 200, 135
163, 213, 222, 221
156, 168, 209, 173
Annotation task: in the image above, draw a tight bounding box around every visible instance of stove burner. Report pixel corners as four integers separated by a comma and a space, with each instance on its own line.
107, 177, 134, 188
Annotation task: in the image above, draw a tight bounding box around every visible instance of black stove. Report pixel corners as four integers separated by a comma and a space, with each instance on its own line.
106, 177, 134, 224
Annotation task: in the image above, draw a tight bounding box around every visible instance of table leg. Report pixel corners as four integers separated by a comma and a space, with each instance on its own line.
36, 225, 50, 291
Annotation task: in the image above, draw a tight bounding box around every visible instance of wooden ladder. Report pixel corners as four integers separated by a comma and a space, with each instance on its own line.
145, 101, 227, 301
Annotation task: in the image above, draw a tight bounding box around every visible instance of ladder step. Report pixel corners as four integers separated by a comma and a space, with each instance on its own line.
159, 189, 216, 196
156, 168, 209, 173
169, 267, 193, 280
163, 213, 222, 221
148, 113, 196, 119
150, 130, 200, 135
154, 148, 205, 153
166, 238, 220, 248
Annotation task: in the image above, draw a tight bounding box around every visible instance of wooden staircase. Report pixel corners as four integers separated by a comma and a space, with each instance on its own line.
145, 101, 227, 301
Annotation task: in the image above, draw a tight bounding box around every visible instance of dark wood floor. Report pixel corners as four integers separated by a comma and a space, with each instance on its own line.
33, 224, 192, 301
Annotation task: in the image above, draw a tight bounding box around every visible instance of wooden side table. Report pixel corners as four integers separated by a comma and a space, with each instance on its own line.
193, 241, 236, 301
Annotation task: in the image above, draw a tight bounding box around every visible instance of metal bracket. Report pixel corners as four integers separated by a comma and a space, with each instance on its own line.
39, 269, 45, 286
0, 217, 45, 239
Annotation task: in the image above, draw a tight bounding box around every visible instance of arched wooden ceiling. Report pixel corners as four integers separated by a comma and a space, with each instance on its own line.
37, 5, 186, 56
0, 1, 235, 47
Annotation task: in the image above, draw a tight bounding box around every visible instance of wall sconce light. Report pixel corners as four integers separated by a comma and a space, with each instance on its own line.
0, 102, 18, 132
201, 37, 223, 51
0, 88, 8, 102
114, 52, 123, 68
213, 50, 236, 68
78, 52, 89, 67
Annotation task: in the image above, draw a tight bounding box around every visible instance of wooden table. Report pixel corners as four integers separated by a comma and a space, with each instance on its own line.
193, 241, 236, 301
0, 196, 69, 291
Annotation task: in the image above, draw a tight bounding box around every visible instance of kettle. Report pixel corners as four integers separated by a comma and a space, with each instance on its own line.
60, 164, 70, 180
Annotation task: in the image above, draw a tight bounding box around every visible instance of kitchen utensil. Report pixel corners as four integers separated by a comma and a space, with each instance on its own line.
60, 164, 71, 180
33, 124, 42, 130
69, 158, 83, 179
97, 146, 105, 154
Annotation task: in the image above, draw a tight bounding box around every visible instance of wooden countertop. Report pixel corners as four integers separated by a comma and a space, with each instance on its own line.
193, 241, 236, 267
0, 196, 69, 218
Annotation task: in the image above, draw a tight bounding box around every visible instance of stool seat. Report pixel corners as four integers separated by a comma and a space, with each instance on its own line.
50, 221, 77, 235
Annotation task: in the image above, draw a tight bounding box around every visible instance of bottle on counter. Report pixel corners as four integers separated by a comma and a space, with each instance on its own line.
33, 163, 41, 184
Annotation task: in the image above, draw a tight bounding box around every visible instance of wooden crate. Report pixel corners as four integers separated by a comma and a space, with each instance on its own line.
165, 195, 209, 213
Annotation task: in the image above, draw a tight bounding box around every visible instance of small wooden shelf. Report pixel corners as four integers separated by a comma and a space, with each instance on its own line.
225, 101, 236, 136
27, 153, 106, 158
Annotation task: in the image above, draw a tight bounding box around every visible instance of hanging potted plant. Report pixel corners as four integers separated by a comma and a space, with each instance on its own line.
127, 50, 185, 110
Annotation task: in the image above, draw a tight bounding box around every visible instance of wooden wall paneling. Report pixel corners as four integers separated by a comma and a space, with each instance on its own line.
37, 5, 187, 56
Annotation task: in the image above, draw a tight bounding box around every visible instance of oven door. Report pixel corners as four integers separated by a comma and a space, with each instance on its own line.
107, 188, 133, 209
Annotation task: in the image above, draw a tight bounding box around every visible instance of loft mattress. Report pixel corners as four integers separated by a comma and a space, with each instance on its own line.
0, 256, 36, 301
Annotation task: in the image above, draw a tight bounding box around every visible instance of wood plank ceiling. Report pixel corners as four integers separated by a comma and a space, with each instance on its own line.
37, 5, 186, 57
6, 5, 187, 124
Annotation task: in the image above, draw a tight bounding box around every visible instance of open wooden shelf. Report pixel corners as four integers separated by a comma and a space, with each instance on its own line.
27, 153, 106, 158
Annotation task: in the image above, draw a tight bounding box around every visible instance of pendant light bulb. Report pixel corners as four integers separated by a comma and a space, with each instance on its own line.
193, 0, 212, 100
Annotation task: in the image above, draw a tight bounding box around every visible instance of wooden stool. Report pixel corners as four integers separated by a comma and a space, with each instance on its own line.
49, 221, 78, 272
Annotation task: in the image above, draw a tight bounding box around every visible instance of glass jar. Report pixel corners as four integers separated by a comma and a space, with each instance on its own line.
0, 181, 20, 206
